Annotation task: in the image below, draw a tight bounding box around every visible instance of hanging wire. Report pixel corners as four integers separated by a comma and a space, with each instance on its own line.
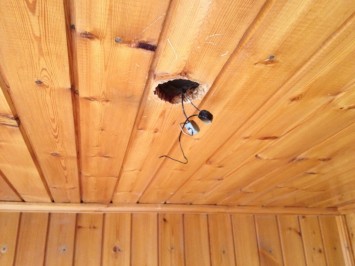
159, 114, 198, 164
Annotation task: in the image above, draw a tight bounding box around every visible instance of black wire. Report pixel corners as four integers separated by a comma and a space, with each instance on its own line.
181, 91, 189, 119
189, 98, 201, 112
159, 114, 198, 164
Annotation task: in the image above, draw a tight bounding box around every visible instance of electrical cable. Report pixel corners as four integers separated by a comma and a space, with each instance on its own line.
159, 114, 198, 164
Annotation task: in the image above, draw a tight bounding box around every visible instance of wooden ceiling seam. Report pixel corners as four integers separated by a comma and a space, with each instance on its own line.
63, 0, 83, 203
161, 7, 355, 206
127, 0, 271, 204
0, 72, 53, 202
0, 0, 80, 202
146, 0, 270, 202
0, 169, 24, 202
108, 0, 174, 204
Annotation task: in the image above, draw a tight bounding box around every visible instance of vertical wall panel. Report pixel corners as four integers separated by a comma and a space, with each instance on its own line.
184, 214, 211, 266
0, 212, 352, 265
102, 213, 131, 266
0, 213, 20, 266
74, 214, 103, 266
131, 213, 158, 266
232, 214, 260, 266
319, 216, 347, 265
15, 213, 49, 266
278, 215, 306, 266
208, 214, 236, 266
255, 215, 283, 266
45, 213, 76, 266
299, 216, 327, 265
159, 213, 185, 266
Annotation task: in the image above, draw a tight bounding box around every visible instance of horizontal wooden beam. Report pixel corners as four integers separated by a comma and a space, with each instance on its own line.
0, 202, 339, 215
338, 204, 355, 214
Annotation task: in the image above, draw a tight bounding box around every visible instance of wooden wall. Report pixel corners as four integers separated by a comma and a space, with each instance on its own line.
0, 212, 353, 266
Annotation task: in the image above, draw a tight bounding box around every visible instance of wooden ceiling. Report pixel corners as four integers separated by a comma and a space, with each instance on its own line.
0, 0, 354, 208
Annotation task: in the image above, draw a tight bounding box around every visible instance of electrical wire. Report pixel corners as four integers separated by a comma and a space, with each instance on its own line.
159, 114, 198, 164
181, 91, 189, 119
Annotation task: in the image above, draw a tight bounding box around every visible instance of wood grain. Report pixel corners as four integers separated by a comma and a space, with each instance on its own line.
255, 215, 283, 266
102, 213, 131, 266
0, 89, 49, 202
159, 213, 185, 266
0, 212, 352, 265
299, 216, 327, 265
208, 214, 236, 266
0, 0, 80, 202
15, 213, 49, 266
319, 216, 347, 265
140, 0, 355, 206
74, 214, 104, 266
0, 213, 20, 266
278, 215, 306, 266
70, 0, 170, 202
114, 0, 266, 203
45, 213, 76, 266
231, 214, 260, 266
131, 213, 158, 266
184, 214, 211, 266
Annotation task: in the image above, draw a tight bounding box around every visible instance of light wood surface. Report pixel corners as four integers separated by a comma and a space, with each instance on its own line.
0, 0, 80, 202
0, 0, 354, 210
45, 213, 76, 266
159, 213, 185, 266
0, 212, 353, 265
15, 213, 49, 266
102, 213, 131, 265
74, 214, 104, 265
132, 213, 158, 266
0, 213, 20, 266
0, 202, 339, 214
299, 216, 327, 265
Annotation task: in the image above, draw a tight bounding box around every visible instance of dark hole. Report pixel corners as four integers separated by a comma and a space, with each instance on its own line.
154, 79, 200, 104
137, 42, 157, 51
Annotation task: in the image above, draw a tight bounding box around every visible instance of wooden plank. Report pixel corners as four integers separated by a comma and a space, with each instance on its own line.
0, 89, 49, 202
345, 214, 355, 262
174, 13, 355, 206
15, 213, 49, 266
113, 0, 267, 203
45, 213, 76, 266
131, 213, 158, 266
208, 214, 236, 266
277, 215, 306, 266
299, 216, 327, 266
231, 214, 259, 266
102, 213, 131, 266
0, 213, 20, 266
70, 0, 170, 202
74, 214, 103, 266
0, 0, 80, 202
140, 0, 355, 205
0, 171, 21, 201
0, 202, 339, 215
184, 214, 211, 266
336, 216, 354, 266
319, 216, 347, 265
255, 215, 283, 266
159, 213, 185, 266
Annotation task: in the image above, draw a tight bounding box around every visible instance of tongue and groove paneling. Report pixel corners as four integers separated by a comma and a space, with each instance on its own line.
113, 0, 267, 203
0, 0, 79, 202
138, 0, 355, 204
70, 0, 170, 202
0, 86, 49, 202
